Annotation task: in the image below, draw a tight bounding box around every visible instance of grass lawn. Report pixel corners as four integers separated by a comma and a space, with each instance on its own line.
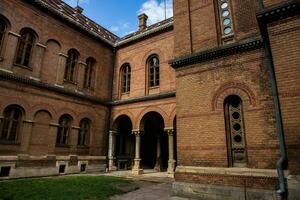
0, 176, 132, 200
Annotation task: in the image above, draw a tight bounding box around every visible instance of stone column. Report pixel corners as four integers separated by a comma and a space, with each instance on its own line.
108, 130, 117, 171
132, 129, 143, 175
154, 135, 162, 172
165, 128, 176, 174
55, 53, 68, 85
1, 31, 20, 71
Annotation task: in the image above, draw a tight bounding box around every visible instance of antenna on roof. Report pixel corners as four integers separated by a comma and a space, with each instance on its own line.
77, 0, 80, 7
164, 0, 167, 20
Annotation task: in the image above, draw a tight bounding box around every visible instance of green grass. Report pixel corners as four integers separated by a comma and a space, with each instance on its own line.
0, 176, 131, 200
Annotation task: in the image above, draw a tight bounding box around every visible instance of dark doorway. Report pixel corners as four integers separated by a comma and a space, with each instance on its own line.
140, 112, 168, 170
114, 115, 134, 170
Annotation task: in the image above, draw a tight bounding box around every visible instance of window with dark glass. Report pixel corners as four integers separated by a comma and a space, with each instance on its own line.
78, 119, 90, 146
224, 95, 247, 167
0, 19, 6, 51
56, 115, 72, 145
15, 30, 36, 67
0, 107, 22, 142
218, 0, 234, 42
84, 58, 95, 89
121, 64, 131, 93
148, 55, 159, 87
64, 49, 79, 82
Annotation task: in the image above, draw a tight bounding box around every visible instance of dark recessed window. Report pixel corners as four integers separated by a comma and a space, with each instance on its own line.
64, 49, 79, 82
0, 106, 23, 142
80, 164, 87, 172
148, 55, 160, 87
15, 30, 36, 67
0, 19, 6, 51
59, 165, 66, 174
56, 115, 72, 145
78, 119, 90, 146
84, 57, 96, 89
121, 63, 131, 93
0, 166, 11, 177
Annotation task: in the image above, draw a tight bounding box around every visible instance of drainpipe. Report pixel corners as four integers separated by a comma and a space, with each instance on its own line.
256, 1, 288, 199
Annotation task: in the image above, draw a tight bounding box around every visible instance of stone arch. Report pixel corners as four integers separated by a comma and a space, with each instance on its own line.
136, 107, 168, 130
212, 82, 256, 111
142, 48, 166, 65
137, 108, 167, 131
0, 98, 30, 119
112, 110, 135, 130
30, 103, 56, 122
169, 107, 177, 129
77, 112, 96, 127
57, 108, 77, 124
19, 27, 39, 41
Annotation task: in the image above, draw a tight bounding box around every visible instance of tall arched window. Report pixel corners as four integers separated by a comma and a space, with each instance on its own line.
121, 63, 131, 93
224, 95, 247, 167
84, 57, 96, 89
56, 115, 72, 145
0, 19, 6, 51
0, 106, 23, 142
15, 29, 36, 67
148, 55, 160, 87
64, 49, 79, 82
78, 119, 90, 146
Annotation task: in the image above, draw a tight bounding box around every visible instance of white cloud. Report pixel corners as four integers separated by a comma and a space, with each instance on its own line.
139, 0, 173, 25
64, 0, 89, 7
110, 26, 120, 32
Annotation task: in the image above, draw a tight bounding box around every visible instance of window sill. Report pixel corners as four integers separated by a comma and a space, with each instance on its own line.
149, 86, 160, 89
0, 140, 20, 145
63, 80, 77, 85
77, 145, 89, 149
121, 92, 130, 95
55, 144, 70, 148
13, 63, 33, 71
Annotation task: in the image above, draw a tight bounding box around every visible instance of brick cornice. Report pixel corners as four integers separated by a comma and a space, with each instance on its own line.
111, 92, 176, 106
0, 70, 109, 106
169, 37, 263, 69
256, 0, 300, 24
0, 70, 175, 106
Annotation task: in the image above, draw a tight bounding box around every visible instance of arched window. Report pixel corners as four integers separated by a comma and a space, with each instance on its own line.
15, 29, 36, 67
64, 49, 79, 82
148, 55, 160, 87
0, 19, 6, 51
0, 106, 23, 142
224, 95, 247, 167
78, 119, 90, 146
84, 57, 95, 89
56, 115, 72, 145
121, 63, 131, 93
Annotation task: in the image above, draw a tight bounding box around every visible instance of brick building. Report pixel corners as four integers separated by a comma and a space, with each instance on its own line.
0, 0, 299, 199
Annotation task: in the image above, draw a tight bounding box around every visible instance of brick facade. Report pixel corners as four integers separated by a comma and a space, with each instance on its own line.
0, 0, 299, 199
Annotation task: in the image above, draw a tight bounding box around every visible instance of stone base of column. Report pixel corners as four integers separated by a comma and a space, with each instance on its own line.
108, 158, 117, 171
154, 157, 162, 172
167, 159, 176, 174
132, 159, 143, 175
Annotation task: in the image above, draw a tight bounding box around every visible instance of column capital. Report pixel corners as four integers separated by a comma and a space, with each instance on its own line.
164, 128, 174, 136
109, 130, 118, 135
132, 129, 143, 136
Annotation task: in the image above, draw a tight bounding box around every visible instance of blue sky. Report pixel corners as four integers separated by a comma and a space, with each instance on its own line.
63, 0, 173, 37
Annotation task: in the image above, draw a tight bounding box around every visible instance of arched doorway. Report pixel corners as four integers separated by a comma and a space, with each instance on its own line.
113, 115, 135, 170
140, 112, 168, 171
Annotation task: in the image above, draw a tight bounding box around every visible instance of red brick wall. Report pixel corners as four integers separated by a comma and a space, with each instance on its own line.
113, 30, 175, 101
268, 16, 300, 174
175, 49, 279, 169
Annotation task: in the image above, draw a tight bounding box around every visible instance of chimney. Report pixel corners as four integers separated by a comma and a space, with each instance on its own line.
75, 6, 84, 14
138, 13, 148, 31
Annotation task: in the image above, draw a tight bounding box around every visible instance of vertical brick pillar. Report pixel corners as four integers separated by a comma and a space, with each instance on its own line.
32, 43, 47, 79
20, 120, 34, 154
132, 129, 143, 175
55, 53, 68, 85
1, 31, 20, 71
